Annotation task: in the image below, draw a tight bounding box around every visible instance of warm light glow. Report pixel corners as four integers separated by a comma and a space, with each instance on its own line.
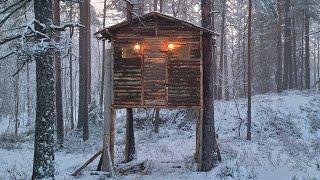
168, 42, 174, 51
134, 43, 141, 51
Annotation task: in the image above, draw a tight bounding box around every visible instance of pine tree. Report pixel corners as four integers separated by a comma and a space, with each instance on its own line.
247, 0, 253, 141
78, 0, 90, 141
53, 0, 64, 147
200, 0, 217, 171
32, 0, 55, 178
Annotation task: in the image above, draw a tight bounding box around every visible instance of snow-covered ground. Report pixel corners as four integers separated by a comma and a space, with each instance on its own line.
0, 90, 319, 179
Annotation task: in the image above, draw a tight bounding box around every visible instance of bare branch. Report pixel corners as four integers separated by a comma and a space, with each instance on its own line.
122, 0, 133, 5
50, 23, 84, 31
0, 34, 23, 45
0, 52, 14, 61
0, 0, 31, 28
0, 0, 26, 15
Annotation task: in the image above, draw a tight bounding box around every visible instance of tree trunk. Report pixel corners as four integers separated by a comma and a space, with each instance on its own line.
125, 108, 135, 162
26, 62, 31, 126
199, 0, 217, 171
211, 2, 217, 99
283, 0, 292, 90
292, 17, 298, 89
87, 1, 92, 104
153, 0, 157, 11
305, 7, 310, 89
154, 109, 159, 133
14, 59, 19, 140
69, 1, 74, 130
300, 11, 304, 90
101, 29, 113, 171
78, 0, 89, 141
100, 0, 107, 112
247, 0, 253, 141
218, 0, 226, 100
276, 0, 283, 93
53, 0, 64, 147
159, 0, 163, 13
32, 0, 55, 178
317, 23, 320, 91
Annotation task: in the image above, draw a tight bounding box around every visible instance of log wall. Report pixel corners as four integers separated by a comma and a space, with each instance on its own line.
112, 16, 202, 108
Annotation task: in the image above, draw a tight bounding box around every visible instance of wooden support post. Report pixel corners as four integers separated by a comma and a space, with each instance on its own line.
110, 107, 115, 163
195, 109, 202, 164
101, 37, 114, 171
154, 108, 160, 133
125, 108, 135, 163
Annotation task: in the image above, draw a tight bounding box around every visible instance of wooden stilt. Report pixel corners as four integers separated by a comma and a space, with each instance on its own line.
125, 108, 135, 163
110, 107, 115, 163
197, 108, 203, 170
195, 109, 202, 163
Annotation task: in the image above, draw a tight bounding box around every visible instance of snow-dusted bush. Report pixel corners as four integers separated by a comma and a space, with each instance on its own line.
265, 113, 302, 139
309, 114, 320, 133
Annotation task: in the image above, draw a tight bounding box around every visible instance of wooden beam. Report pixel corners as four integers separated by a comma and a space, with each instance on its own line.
71, 150, 103, 176
195, 109, 202, 164
110, 108, 116, 163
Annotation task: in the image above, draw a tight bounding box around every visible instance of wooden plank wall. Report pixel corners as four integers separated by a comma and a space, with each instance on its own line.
112, 16, 202, 108
113, 38, 142, 105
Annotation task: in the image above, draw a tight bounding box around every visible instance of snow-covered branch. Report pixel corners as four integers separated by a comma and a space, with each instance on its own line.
50, 23, 84, 31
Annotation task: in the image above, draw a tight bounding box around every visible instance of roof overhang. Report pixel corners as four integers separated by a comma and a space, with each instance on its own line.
95, 11, 219, 40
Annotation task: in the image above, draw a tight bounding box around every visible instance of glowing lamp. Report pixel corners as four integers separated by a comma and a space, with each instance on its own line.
168, 42, 174, 51
134, 43, 141, 52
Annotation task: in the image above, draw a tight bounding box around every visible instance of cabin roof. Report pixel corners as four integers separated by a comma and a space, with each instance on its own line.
95, 11, 219, 40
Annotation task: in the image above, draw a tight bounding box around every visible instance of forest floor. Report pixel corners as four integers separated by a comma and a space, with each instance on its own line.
0, 90, 320, 180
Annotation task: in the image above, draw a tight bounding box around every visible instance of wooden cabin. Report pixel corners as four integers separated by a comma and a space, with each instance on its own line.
95, 12, 218, 171
96, 12, 218, 109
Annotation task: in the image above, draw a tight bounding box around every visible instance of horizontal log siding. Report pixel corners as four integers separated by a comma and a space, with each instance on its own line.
112, 19, 202, 107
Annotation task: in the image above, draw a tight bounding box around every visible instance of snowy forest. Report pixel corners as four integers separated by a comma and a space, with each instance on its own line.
0, 0, 320, 179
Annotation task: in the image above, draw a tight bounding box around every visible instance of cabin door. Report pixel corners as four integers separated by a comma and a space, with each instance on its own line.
143, 37, 167, 106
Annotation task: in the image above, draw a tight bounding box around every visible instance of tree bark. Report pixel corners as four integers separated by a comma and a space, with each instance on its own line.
87, 1, 92, 104
305, 6, 310, 89
100, 0, 107, 112
159, 0, 163, 13
200, 0, 217, 171
300, 11, 305, 90
26, 62, 31, 126
32, 0, 55, 178
78, 0, 89, 141
101, 34, 113, 171
218, 0, 226, 100
276, 0, 283, 93
292, 17, 298, 89
53, 0, 64, 147
283, 0, 292, 90
69, 1, 74, 130
14, 59, 19, 140
247, 0, 253, 141
154, 109, 159, 133
125, 108, 135, 162
153, 0, 157, 11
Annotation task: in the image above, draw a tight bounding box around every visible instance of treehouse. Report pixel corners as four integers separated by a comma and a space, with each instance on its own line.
96, 12, 218, 109
95, 11, 218, 171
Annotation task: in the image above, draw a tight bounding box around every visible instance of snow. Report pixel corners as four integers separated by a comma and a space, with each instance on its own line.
0, 90, 320, 179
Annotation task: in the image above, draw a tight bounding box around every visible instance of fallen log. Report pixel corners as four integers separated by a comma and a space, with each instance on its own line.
115, 160, 148, 174
71, 150, 103, 176
90, 171, 111, 177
